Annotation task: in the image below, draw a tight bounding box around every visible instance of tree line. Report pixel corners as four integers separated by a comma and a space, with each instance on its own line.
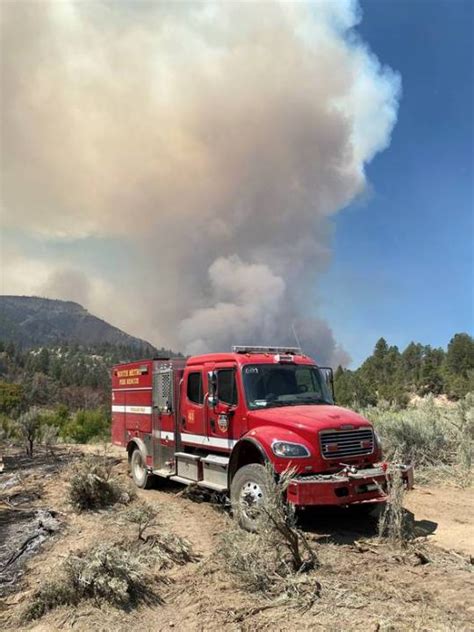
0, 340, 176, 414
0, 333, 473, 453
334, 333, 474, 408
0, 340, 177, 451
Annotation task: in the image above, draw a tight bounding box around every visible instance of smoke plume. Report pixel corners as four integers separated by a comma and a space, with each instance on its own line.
0, 1, 400, 366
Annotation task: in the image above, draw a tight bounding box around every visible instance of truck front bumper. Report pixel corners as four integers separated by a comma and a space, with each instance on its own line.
286, 464, 414, 507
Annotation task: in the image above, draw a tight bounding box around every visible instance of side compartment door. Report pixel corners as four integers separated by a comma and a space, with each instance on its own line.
152, 364, 176, 473
180, 368, 206, 443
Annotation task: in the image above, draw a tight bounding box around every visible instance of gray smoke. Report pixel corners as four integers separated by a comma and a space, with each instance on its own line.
1, 1, 400, 366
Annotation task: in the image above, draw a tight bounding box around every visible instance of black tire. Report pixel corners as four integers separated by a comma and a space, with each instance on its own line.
130, 448, 153, 489
230, 463, 271, 532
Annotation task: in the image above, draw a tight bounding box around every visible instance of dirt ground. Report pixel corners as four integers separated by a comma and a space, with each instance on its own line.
404, 486, 474, 556
0, 445, 473, 631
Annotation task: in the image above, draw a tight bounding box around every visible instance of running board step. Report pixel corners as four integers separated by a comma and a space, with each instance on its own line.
152, 468, 174, 478
201, 454, 229, 490
169, 475, 197, 486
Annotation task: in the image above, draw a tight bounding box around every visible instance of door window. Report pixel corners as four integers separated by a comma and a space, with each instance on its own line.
187, 372, 203, 405
217, 369, 238, 405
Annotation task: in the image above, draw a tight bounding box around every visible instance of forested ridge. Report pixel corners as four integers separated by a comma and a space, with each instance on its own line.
0, 340, 177, 413
0, 340, 178, 445
0, 332, 472, 415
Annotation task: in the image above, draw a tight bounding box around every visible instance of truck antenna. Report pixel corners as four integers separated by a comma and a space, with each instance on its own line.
291, 322, 302, 351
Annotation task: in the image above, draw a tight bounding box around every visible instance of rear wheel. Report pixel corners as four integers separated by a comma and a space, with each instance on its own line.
230, 463, 270, 532
130, 448, 153, 489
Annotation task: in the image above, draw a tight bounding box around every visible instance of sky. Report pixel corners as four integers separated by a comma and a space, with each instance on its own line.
0, 0, 472, 367
320, 0, 474, 365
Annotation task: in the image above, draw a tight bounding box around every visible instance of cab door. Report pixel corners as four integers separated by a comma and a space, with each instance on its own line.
208, 364, 239, 449
180, 367, 206, 439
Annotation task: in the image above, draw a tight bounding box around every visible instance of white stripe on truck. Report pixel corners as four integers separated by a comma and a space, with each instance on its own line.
111, 405, 152, 414
112, 387, 152, 392
152, 430, 237, 450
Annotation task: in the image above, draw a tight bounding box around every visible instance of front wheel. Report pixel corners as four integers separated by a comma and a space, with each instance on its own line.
130, 448, 153, 489
230, 463, 271, 532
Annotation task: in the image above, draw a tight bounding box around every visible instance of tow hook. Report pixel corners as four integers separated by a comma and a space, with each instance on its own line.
340, 463, 358, 475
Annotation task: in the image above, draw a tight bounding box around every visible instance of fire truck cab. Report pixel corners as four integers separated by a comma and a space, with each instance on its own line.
111, 346, 410, 529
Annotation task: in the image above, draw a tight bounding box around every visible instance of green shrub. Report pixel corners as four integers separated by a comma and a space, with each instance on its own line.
39, 404, 70, 434
13, 407, 43, 457
0, 381, 24, 415
0, 413, 16, 441
62, 408, 110, 443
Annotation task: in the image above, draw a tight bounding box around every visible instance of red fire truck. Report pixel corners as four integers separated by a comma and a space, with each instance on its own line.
112, 346, 412, 529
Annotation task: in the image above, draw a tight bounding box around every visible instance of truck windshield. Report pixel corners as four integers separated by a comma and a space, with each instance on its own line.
242, 364, 334, 409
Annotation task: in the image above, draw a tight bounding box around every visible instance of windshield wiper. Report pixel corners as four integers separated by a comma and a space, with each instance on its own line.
296, 395, 330, 405
265, 400, 301, 408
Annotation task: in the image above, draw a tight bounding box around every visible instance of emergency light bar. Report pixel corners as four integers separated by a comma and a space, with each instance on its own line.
232, 345, 302, 355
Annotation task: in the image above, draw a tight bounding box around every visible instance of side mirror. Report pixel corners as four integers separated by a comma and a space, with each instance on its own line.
207, 370, 218, 407
319, 367, 335, 402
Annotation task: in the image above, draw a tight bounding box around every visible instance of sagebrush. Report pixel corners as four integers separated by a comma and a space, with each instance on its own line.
220, 465, 318, 608
362, 394, 474, 483
377, 461, 414, 546
123, 502, 159, 540
23, 542, 155, 621
68, 455, 134, 511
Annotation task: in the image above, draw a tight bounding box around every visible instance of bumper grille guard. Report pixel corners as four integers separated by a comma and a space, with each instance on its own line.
320, 427, 374, 460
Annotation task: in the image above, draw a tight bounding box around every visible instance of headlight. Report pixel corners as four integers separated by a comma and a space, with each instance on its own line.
272, 441, 310, 458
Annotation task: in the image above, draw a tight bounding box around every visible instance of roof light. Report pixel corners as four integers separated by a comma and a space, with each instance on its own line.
232, 345, 302, 355
273, 353, 295, 363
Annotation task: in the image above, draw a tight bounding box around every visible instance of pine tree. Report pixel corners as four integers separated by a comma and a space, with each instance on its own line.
445, 333, 474, 399
401, 342, 424, 391
446, 333, 474, 378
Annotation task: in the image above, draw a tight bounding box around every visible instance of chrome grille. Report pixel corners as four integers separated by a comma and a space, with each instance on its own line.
320, 427, 374, 460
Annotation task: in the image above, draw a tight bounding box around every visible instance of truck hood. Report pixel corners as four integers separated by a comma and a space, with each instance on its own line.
247, 404, 371, 433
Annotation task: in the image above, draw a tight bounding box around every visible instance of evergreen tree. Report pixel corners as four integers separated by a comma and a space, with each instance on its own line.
401, 342, 424, 391
445, 333, 474, 399
446, 333, 474, 377
334, 367, 375, 408
419, 346, 445, 395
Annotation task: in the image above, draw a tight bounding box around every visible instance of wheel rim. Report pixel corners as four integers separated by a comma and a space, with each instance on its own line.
239, 480, 264, 521
133, 452, 145, 483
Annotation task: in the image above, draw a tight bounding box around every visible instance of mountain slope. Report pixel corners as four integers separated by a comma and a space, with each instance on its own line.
0, 296, 157, 352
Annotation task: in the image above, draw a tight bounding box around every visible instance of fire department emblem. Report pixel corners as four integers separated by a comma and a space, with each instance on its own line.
217, 413, 229, 432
